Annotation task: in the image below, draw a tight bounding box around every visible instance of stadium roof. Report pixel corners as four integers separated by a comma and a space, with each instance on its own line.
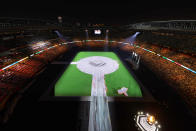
1, 1, 196, 25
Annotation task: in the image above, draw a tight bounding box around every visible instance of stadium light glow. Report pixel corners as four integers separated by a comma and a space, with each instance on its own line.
125, 32, 140, 45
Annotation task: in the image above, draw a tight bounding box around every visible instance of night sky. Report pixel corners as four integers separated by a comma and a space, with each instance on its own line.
1, 1, 196, 25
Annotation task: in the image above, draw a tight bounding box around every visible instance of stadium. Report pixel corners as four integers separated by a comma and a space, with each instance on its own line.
0, 3, 196, 131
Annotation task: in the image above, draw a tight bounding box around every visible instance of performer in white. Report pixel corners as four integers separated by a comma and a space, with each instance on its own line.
118, 87, 128, 96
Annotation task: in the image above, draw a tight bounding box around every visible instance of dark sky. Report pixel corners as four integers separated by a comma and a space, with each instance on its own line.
1, 1, 196, 25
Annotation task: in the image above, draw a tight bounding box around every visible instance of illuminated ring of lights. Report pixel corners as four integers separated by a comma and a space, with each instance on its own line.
1, 39, 196, 75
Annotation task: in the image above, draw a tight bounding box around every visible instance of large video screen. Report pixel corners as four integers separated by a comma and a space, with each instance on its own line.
94, 30, 101, 35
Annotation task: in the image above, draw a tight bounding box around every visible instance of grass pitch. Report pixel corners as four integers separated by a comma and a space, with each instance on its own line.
55, 51, 142, 97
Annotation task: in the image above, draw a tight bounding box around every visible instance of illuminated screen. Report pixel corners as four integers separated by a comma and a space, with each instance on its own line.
94, 30, 101, 34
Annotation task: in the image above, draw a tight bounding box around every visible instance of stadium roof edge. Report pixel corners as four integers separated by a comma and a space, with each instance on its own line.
126, 20, 196, 26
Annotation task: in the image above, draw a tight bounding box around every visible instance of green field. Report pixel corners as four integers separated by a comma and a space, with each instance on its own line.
55, 52, 142, 97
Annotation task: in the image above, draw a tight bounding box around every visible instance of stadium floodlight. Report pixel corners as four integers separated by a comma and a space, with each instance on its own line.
54, 31, 69, 42
124, 32, 140, 45
135, 32, 140, 36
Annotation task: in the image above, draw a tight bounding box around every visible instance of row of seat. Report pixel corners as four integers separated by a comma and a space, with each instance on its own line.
0, 40, 68, 111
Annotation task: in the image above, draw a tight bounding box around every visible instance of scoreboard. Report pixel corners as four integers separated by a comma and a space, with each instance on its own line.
94, 29, 101, 35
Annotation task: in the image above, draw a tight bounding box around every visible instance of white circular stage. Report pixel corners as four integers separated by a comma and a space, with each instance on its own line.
76, 56, 119, 75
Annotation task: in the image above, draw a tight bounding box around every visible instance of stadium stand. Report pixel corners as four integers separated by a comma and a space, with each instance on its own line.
137, 31, 196, 56
0, 38, 68, 114
121, 42, 196, 111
